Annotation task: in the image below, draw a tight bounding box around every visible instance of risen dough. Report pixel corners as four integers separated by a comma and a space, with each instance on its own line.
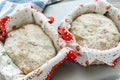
4, 24, 56, 74
71, 13, 120, 50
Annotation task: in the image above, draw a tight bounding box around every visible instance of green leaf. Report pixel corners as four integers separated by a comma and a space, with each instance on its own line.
103, 11, 111, 18
2, 52, 6, 56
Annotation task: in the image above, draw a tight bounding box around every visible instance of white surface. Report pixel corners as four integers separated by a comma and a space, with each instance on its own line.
44, 0, 120, 80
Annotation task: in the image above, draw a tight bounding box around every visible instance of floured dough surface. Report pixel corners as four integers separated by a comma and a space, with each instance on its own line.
4, 24, 56, 74
71, 13, 120, 50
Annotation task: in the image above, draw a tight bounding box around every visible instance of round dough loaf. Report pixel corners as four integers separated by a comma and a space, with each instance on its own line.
4, 24, 56, 74
71, 13, 120, 50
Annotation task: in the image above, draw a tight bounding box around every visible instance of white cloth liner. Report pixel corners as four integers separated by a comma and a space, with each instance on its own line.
55, 0, 120, 66
0, 7, 76, 80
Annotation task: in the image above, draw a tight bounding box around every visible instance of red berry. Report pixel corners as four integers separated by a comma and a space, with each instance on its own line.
112, 58, 119, 67
118, 15, 120, 20
58, 27, 66, 35
0, 35, 3, 40
76, 45, 80, 51
0, 16, 9, 41
85, 60, 89, 67
105, 6, 111, 10
62, 32, 73, 41
0, 16, 9, 24
2, 30, 7, 37
67, 50, 77, 61
1, 26, 6, 31
47, 16, 54, 24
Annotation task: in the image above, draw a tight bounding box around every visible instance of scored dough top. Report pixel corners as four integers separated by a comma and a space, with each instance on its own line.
71, 13, 120, 50
4, 24, 56, 74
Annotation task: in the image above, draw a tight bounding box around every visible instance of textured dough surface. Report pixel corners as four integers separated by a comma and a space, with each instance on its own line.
4, 24, 56, 74
71, 13, 120, 50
